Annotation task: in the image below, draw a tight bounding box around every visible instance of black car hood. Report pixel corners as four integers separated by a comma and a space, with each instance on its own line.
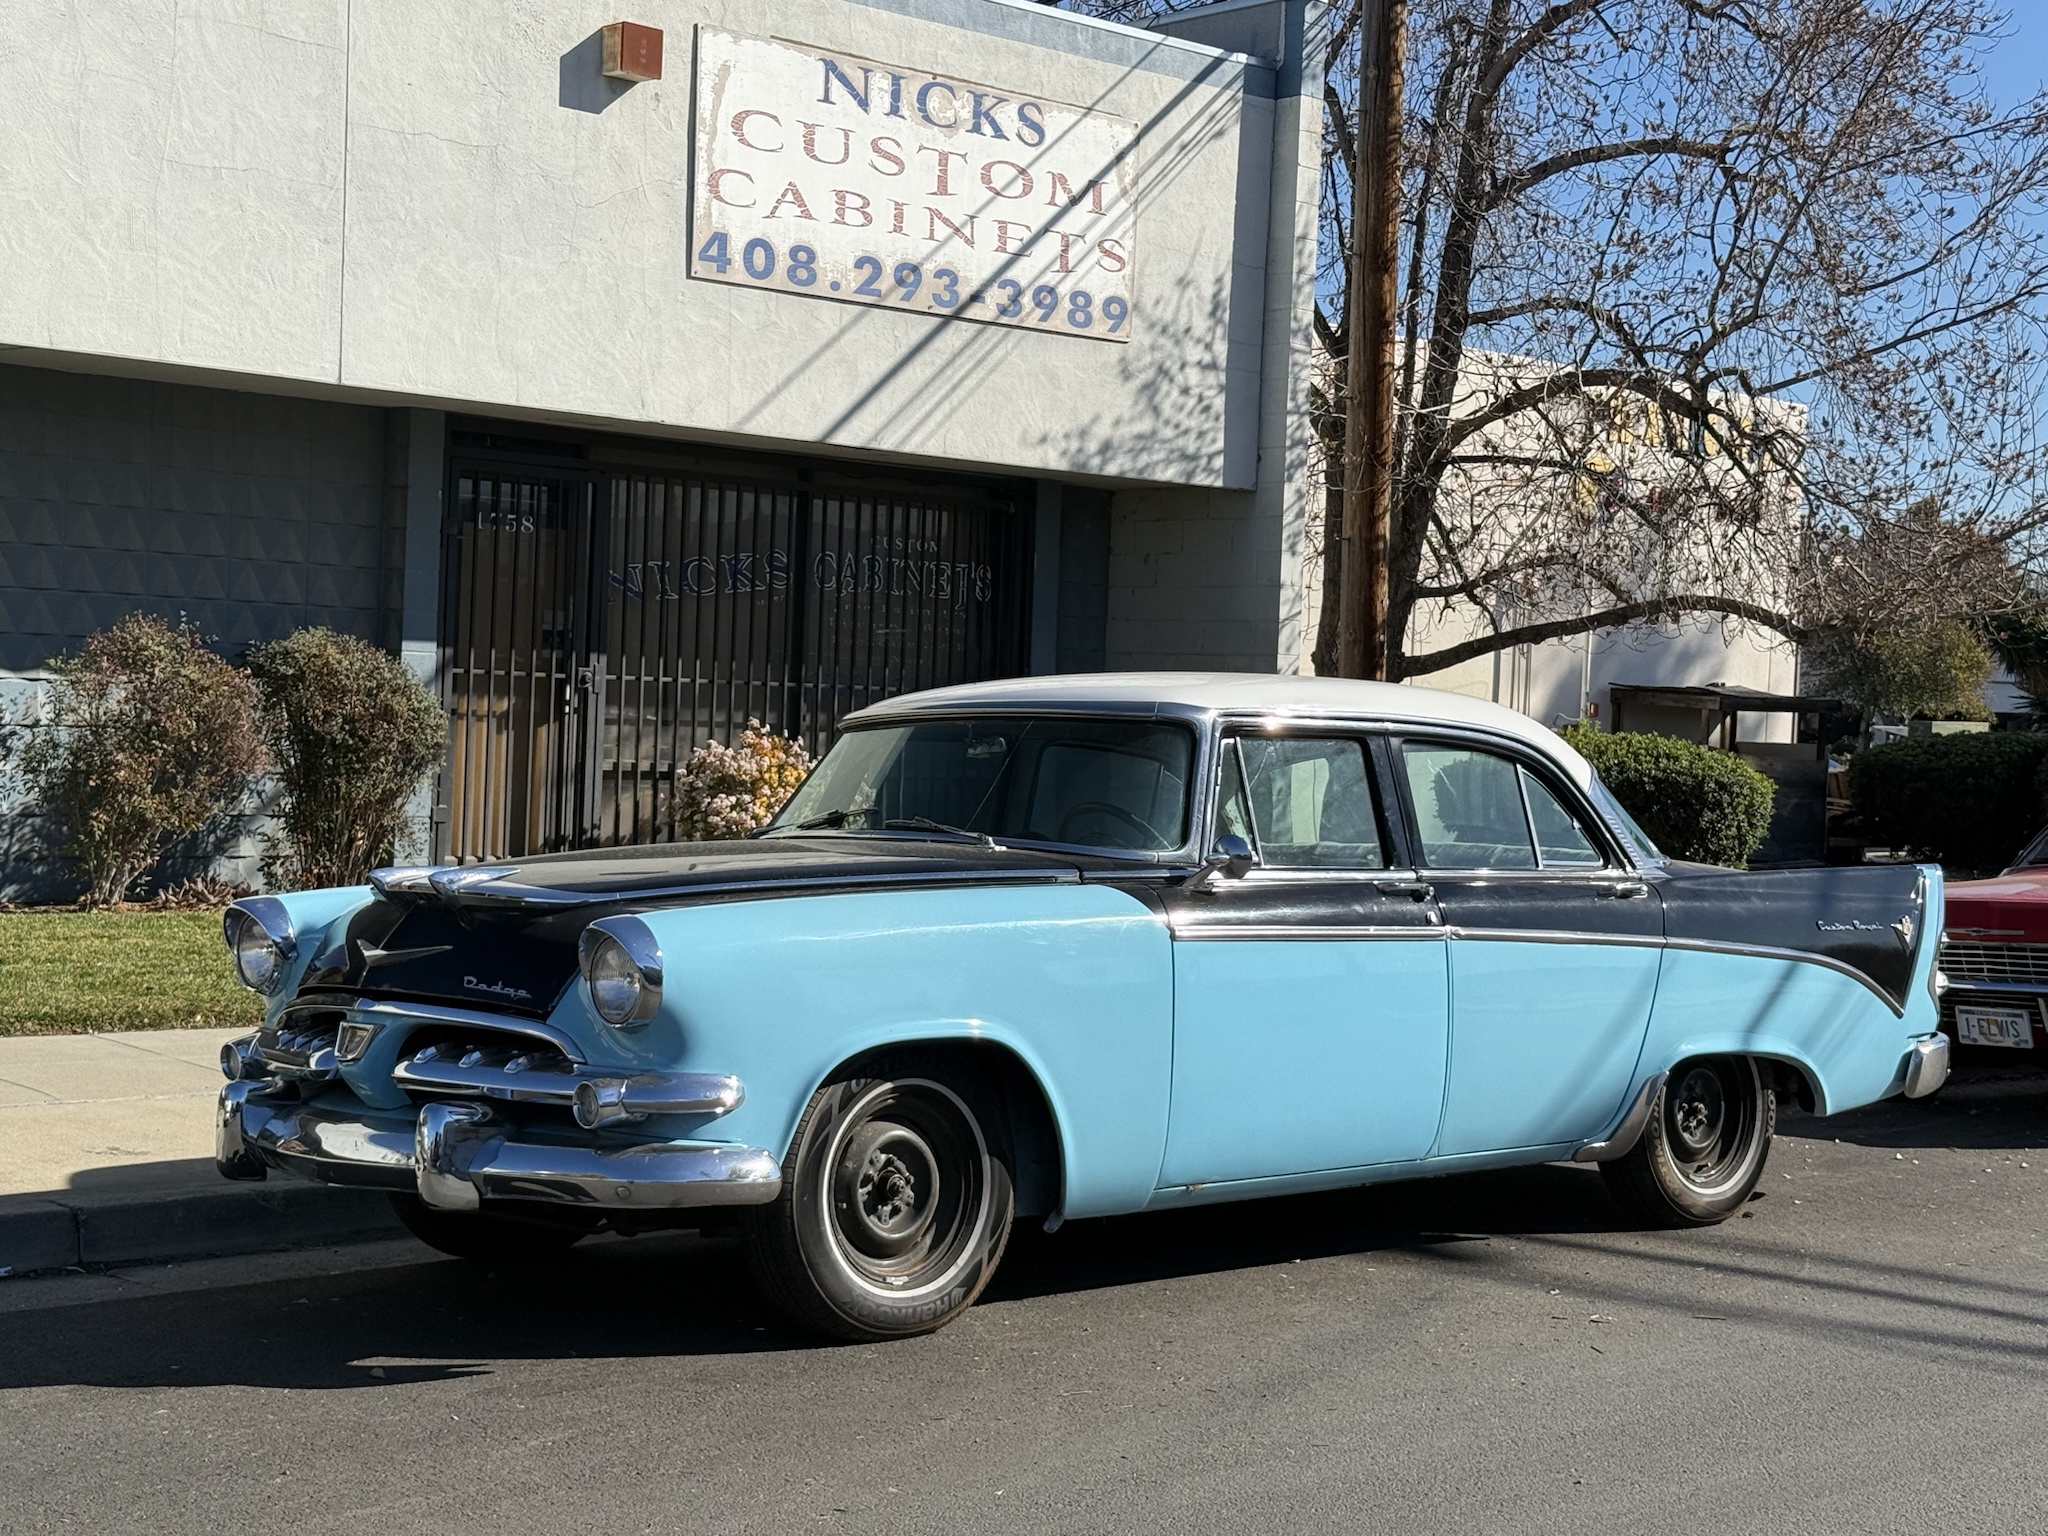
300, 838, 1095, 1019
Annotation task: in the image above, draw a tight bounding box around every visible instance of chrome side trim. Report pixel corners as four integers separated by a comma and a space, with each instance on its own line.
342, 999, 589, 1062
1444, 927, 1665, 949
1902, 1035, 1950, 1099
1171, 923, 1448, 941
418, 865, 1083, 910
392, 1057, 743, 1121
1572, 1071, 1667, 1163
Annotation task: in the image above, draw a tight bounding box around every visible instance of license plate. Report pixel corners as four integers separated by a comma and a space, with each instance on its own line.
1955, 1006, 2037, 1049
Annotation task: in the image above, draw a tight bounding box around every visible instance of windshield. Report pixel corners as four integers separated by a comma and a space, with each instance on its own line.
766, 716, 1196, 853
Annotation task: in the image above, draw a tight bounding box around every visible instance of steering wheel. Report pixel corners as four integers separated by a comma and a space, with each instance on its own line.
1056, 801, 1164, 848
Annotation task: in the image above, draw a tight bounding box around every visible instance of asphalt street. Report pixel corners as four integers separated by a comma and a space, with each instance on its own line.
1, 1070, 2042, 1536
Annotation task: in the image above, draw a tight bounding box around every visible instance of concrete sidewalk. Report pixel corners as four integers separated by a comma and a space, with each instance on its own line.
0, 1028, 400, 1275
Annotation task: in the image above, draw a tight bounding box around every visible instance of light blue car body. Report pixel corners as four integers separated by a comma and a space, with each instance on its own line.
253, 863, 1943, 1220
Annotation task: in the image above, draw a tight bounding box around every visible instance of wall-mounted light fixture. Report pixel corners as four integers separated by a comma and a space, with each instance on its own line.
602, 22, 663, 82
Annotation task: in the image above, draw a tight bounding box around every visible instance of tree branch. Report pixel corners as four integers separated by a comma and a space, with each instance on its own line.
1487, 136, 1734, 210
1398, 596, 1805, 680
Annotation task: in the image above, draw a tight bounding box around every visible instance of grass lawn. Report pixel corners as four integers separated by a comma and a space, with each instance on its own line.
0, 910, 264, 1036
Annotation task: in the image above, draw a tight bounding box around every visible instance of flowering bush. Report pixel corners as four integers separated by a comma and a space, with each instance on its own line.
671, 721, 814, 840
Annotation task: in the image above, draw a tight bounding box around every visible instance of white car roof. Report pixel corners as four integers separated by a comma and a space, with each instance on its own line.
848, 672, 1594, 787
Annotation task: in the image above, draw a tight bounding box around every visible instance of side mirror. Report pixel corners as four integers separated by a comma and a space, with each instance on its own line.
1182, 833, 1256, 891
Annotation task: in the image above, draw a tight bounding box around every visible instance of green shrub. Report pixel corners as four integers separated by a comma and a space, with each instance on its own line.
248, 628, 446, 889
1846, 730, 2048, 874
1558, 723, 1775, 867
20, 614, 263, 906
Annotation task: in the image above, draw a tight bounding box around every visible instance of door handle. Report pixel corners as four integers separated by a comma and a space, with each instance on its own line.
1376, 880, 1435, 901
1597, 879, 1651, 899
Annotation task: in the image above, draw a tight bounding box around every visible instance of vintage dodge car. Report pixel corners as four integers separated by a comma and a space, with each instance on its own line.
217, 674, 1948, 1339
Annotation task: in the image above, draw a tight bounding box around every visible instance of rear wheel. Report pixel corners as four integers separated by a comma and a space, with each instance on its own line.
1600, 1056, 1775, 1227
743, 1054, 1014, 1341
388, 1193, 594, 1261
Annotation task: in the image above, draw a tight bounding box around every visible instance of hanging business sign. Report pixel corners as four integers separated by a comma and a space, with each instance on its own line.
691, 28, 1136, 341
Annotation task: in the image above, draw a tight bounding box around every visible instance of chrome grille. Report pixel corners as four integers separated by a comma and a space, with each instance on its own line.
259, 1010, 343, 1077
407, 1037, 577, 1078
1939, 941, 2048, 982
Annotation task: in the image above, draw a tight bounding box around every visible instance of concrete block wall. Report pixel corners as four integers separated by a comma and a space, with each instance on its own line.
0, 362, 432, 901
0, 364, 395, 673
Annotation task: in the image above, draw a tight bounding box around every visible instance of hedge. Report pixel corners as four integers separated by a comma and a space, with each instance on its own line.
1559, 724, 1775, 868
1846, 730, 2048, 875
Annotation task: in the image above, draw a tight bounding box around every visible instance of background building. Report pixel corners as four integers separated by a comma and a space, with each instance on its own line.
0, 0, 1325, 894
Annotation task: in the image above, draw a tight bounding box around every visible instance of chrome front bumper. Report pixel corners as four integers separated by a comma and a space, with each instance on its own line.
1901, 1034, 1950, 1099
217, 1080, 783, 1212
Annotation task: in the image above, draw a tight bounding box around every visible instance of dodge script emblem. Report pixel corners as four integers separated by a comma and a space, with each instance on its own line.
464, 976, 533, 1002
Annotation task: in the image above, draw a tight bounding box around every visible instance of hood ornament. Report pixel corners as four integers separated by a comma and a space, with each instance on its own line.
356, 940, 452, 969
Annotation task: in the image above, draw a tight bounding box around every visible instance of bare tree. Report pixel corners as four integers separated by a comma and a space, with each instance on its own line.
1064, 0, 2048, 679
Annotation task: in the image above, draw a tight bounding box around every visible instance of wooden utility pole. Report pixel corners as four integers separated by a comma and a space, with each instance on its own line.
1338, 0, 1406, 680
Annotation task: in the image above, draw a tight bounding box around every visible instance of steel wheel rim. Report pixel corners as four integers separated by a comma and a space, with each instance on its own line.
1662, 1058, 1760, 1198
820, 1079, 991, 1301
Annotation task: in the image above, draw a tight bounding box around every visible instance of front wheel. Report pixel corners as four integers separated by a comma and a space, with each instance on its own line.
1600, 1056, 1775, 1227
742, 1054, 1015, 1341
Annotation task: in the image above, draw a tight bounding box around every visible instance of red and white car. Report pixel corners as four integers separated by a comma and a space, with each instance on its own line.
1940, 829, 2048, 1061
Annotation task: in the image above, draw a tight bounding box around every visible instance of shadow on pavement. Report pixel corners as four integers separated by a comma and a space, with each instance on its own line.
0, 1162, 1636, 1392
988, 1160, 1623, 1304
5, 1104, 2042, 1394
1794, 1067, 2048, 1151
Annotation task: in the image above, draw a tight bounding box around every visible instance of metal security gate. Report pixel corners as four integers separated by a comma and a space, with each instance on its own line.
441, 446, 1030, 861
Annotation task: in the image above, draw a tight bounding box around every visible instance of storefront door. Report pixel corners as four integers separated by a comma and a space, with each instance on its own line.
441, 445, 1031, 861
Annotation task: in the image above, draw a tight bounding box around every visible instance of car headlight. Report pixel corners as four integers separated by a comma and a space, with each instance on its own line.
222, 900, 296, 995
577, 916, 663, 1028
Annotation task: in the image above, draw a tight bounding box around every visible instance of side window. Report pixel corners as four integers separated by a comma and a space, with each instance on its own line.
1521, 770, 1604, 867
1399, 743, 1536, 870
1229, 736, 1385, 869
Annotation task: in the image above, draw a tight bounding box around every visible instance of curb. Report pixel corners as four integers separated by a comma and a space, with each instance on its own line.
0, 1181, 406, 1276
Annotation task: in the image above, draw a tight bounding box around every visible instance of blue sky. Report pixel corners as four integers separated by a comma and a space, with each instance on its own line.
1981, 3, 2047, 105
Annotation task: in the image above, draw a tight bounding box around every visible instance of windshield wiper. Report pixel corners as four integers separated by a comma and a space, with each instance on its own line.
883, 817, 1002, 851
793, 810, 858, 830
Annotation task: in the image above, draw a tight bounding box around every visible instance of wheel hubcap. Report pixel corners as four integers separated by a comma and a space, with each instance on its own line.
820, 1080, 989, 1297
1670, 1067, 1726, 1157
837, 1121, 939, 1259
1660, 1057, 1761, 1197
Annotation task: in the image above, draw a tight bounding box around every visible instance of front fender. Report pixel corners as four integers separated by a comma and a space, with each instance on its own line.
614, 882, 1174, 1220
241, 886, 373, 1017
